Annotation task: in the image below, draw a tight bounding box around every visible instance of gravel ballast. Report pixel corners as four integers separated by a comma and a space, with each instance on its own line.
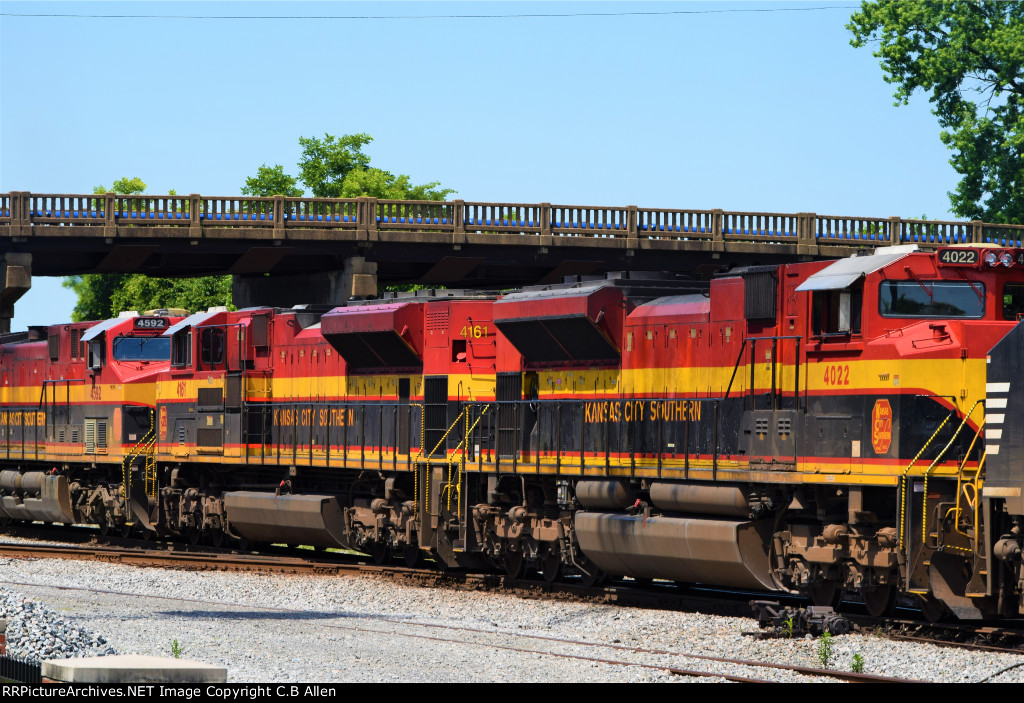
2, 554, 1024, 683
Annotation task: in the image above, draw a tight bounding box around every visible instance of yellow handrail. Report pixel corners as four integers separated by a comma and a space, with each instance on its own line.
899, 413, 952, 550
120, 408, 156, 505
920, 400, 983, 545
443, 405, 491, 517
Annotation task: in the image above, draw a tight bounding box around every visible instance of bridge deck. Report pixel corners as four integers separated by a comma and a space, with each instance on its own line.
1, 192, 1021, 283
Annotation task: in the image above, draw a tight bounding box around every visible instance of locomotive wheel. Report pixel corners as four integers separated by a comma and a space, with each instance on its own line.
98, 521, 111, 537
808, 581, 841, 609
541, 549, 562, 584
209, 528, 226, 549
862, 584, 897, 617
579, 568, 607, 588
504, 550, 526, 579
368, 541, 390, 565
403, 545, 423, 569
916, 594, 950, 623
120, 522, 135, 539
186, 525, 203, 546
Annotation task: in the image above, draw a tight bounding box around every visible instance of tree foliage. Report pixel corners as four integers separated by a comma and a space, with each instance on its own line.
296, 132, 454, 201
63, 273, 234, 322
339, 166, 455, 200
848, 1, 1024, 223
63, 273, 129, 322
109, 275, 234, 316
93, 176, 147, 195
297, 132, 373, 198
240, 164, 304, 198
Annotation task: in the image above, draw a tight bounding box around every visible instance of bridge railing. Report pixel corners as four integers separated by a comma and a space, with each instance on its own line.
3, 192, 1023, 251
980, 222, 1024, 247
113, 195, 194, 222
723, 211, 799, 241
285, 197, 359, 227
463, 202, 542, 235
814, 215, 891, 245
550, 204, 632, 238
26, 194, 106, 226
197, 196, 271, 223
377, 199, 457, 232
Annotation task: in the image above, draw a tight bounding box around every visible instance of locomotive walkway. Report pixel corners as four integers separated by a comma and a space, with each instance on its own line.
1, 190, 1022, 329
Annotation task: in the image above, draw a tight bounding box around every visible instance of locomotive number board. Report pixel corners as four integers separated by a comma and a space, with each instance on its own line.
936, 248, 980, 266
937, 248, 1024, 267
134, 316, 170, 330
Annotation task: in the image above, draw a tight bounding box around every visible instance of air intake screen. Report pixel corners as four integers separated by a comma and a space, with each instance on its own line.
743, 268, 778, 320
496, 315, 618, 364
323, 331, 422, 371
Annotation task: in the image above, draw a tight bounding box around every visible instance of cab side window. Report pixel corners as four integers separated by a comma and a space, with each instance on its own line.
88, 340, 104, 370
812, 286, 863, 336
200, 328, 225, 366
1003, 284, 1024, 320
172, 331, 193, 367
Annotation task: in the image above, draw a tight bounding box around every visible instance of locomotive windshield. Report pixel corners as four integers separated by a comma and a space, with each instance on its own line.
112, 335, 171, 361
879, 280, 985, 319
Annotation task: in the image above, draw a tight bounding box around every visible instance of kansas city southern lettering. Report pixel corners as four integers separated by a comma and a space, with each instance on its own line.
0, 411, 45, 426
273, 407, 356, 427
583, 400, 701, 423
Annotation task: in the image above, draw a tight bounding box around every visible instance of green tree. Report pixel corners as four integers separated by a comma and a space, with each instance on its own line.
109, 275, 234, 315
297, 132, 373, 198
93, 176, 147, 195
849, 1, 1024, 223
63, 273, 130, 321
66, 272, 235, 322
339, 167, 454, 200
240, 164, 304, 198
297, 132, 454, 200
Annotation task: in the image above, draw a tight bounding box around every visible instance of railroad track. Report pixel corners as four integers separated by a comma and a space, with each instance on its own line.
5, 532, 1024, 661
0, 573, 914, 683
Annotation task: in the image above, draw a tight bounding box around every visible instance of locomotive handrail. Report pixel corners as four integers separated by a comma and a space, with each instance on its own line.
442, 404, 492, 517
920, 400, 985, 548
725, 335, 803, 410
897, 406, 957, 584
950, 416, 986, 556
422, 405, 471, 463
120, 408, 156, 507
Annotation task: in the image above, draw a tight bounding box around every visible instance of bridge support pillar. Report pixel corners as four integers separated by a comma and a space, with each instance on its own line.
231, 257, 377, 308
0, 253, 32, 334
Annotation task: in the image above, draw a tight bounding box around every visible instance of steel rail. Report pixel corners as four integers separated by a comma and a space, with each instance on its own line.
1, 543, 921, 683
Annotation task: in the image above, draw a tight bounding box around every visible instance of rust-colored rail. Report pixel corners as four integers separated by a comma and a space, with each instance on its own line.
2, 191, 1022, 252
0, 541, 361, 574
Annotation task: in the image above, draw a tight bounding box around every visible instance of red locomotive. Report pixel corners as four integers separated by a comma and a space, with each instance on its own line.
4, 243, 1024, 620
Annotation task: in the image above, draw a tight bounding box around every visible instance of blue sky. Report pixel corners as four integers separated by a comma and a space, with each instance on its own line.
1, 1, 961, 329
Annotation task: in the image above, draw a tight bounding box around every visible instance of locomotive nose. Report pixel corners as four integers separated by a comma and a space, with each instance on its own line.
981, 320, 1024, 513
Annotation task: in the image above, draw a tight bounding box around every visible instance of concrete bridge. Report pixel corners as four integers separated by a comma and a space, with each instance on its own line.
1, 190, 1021, 330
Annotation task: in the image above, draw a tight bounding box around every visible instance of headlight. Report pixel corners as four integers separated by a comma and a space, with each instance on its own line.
985, 251, 999, 267
1000, 251, 1014, 267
